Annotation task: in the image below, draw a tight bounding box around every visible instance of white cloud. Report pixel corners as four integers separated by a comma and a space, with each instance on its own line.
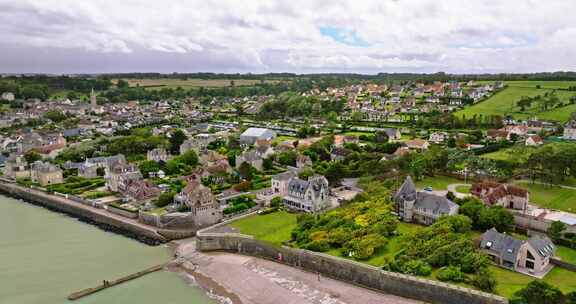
0, 0, 574, 73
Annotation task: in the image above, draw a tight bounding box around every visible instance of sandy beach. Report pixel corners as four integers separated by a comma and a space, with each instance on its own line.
170, 239, 426, 304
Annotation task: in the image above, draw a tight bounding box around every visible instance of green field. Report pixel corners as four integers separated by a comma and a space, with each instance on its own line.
457, 81, 576, 122
515, 181, 576, 213
228, 211, 298, 246
414, 175, 465, 191
115, 78, 281, 90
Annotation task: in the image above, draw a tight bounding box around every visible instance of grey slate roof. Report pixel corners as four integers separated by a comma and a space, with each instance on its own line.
528, 236, 555, 258
414, 192, 457, 214
394, 176, 417, 202
481, 228, 523, 263
241, 127, 274, 138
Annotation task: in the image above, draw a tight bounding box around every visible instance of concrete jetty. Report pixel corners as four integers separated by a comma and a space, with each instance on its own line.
67, 263, 170, 300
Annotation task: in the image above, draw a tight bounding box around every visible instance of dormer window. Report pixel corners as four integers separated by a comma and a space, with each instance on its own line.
485, 241, 492, 249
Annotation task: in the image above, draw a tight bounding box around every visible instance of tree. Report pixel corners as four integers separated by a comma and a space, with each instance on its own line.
512, 281, 563, 304
350, 111, 363, 122
155, 191, 175, 208
24, 151, 42, 163
238, 162, 255, 180
169, 129, 187, 154
262, 156, 274, 171
374, 131, 389, 143
470, 269, 496, 292
298, 167, 314, 180
548, 221, 566, 243
270, 196, 282, 208
277, 151, 297, 167
478, 206, 514, 232
139, 160, 160, 178
179, 150, 198, 167
44, 109, 67, 123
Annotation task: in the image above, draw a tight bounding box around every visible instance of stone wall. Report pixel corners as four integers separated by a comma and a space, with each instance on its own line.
197, 234, 508, 304
551, 257, 576, 272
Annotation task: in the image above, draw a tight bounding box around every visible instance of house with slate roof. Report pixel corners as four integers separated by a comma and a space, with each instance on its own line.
394, 176, 459, 225
481, 228, 555, 275
282, 175, 329, 213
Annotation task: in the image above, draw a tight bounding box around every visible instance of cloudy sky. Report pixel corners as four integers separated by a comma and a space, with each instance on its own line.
0, 0, 575, 74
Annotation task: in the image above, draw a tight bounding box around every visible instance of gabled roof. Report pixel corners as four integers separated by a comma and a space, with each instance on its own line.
528, 236, 555, 258
394, 176, 417, 202
481, 228, 523, 263
414, 191, 457, 214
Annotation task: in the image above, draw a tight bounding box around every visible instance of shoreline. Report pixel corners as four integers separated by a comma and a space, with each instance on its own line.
0, 183, 166, 246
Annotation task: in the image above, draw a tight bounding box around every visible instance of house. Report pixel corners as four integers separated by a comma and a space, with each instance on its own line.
394, 176, 459, 225
239, 128, 276, 146
271, 170, 298, 197
174, 178, 222, 227
282, 175, 329, 213
429, 132, 448, 144
105, 163, 142, 192
525, 135, 544, 146
480, 228, 555, 274
147, 148, 170, 162
564, 121, 576, 140
383, 128, 402, 140
487, 129, 509, 141
330, 147, 351, 162
471, 182, 529, 211
124, 180, 162, 203
179, 133, 219, 154
404, 139, 430, 150
296, 154, 312, 168
1, 92, 15, 101
30, 161, 63, 186
3, 154, 30, 179
236, 150, 265, 171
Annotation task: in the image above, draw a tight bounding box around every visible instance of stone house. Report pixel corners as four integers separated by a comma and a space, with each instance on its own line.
480, 228, 555, 274
271, 170, 298, 197
429, 132, 447, 144
105, 163, 143, 192
282, 175, 329, 213
564, 121, 576, 140
404, 139, 430, 150
471, 182, 528, 211
30, 161, 63, 186
239, 128, 276, 146
525, 135, 543, 146
296, 154, 312, 168
394, 176, 459, 225
3, 154, 30, 180
235, 145, 273, 171
179, 133, 219, 154
147, 148, 170, 162
124, 180, 162, 203
174, 178, 222, 227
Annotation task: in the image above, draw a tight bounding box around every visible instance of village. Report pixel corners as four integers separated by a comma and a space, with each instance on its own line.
2, 75, 576, 302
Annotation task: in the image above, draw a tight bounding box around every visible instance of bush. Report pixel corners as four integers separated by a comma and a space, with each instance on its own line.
437, 266, 466, 283
470, 269, 496, 292
401, 260, 432, 277
305, 240, 330, 252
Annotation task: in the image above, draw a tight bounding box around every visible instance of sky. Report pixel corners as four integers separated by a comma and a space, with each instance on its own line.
0, 0, 575, 74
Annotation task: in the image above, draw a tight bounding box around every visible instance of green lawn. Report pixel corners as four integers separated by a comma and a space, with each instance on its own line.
505, 81, 576, 90
228, 211, 298, 246
515, 181, 576, 213
491, 266, 576, 298
455, 185, 471, 194
556, 246, 576, 265
414, 175, 464, 191
272, 135, 298, 145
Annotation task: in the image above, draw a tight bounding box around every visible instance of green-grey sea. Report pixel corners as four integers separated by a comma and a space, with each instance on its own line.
0, 195, 215, 304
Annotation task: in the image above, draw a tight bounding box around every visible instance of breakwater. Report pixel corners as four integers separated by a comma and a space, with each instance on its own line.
68, 263, 170, 300
197, 233, 508, 304
0, 181, 174, 245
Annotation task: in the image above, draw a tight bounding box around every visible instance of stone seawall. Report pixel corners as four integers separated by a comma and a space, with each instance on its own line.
197, 234, 508, 304
0, 182, 169, 245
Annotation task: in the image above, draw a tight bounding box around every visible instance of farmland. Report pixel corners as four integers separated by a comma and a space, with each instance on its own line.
113, 78, 281, 90
457, 81, 576, 122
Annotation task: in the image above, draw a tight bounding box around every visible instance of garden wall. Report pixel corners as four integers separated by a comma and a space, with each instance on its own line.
197, 233, 508, 304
